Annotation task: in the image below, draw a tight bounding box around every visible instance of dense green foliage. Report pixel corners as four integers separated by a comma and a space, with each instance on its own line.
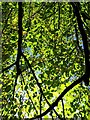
1, 2, 90, 119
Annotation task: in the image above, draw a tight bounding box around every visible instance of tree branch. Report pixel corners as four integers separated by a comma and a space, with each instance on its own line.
25, 74, 85, 120
13, 2, 23, 99
61, 98, 65, 120
21, 52, 61, 119
2, 62, 16, 73
71, 3, 90, 85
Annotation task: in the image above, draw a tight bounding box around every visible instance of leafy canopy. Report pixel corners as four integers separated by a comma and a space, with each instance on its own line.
1, 2, 90, 120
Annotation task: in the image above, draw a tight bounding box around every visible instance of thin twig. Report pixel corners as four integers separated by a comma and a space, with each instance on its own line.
2, 62, 16, 73
61, 98, 65, 120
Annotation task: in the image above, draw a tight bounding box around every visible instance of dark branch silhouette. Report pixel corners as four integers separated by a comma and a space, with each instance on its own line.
61, 98, 65, 120
21, 52, 61, 119
71, 3, 90, 85
25, 74, 86, 120
13, 2, 23, 99
2, 62, 16, 73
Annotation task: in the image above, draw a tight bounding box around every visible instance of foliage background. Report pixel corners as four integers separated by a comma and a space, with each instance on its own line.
1, 2, 90, 120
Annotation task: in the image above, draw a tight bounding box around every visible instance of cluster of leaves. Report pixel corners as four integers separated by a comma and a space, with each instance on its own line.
1, 2, 90, 120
